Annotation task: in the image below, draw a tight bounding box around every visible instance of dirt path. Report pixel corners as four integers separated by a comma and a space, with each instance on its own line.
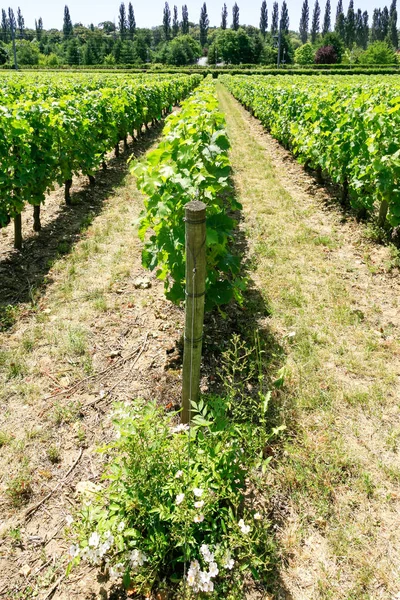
0, 128, 185, 599
217, 83, 400, 600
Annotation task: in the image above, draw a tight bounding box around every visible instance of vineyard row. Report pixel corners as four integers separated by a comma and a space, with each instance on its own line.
0, 74, 202, 248
221, 75, 400, 229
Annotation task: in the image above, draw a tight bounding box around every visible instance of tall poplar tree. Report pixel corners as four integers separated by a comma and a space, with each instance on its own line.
17, 7, 24, 38
381, 6, 390, 39
299, 0, 309, 43
311, 0, 320, 42
63, 5, 73, 37
128, 3, 136, 40
163, 2, 171, 40
271, 1, 279, 34
371, 8, 383, 41
346, 0, 356, 46
221, 3, 228, 29
260, 1, 268, 38
35, 17, 43, 40
119, 3, 127, 39
322, 0, 331, 35
362, 11, 369, 48
232, 2, 240, 30
172, 5, 179, 37
280, 0, 289, 33
335, 0, 346, 41
182, 4, 189, 33
199, 2, 209, 46
1, 9, 8, 42
390, 0, 398, 48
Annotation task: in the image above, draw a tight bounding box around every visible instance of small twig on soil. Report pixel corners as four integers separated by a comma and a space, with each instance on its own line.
83, 333, 150, 409
39, 345, 143, 412
25, 448, 83, 521
42, 573, 66, 600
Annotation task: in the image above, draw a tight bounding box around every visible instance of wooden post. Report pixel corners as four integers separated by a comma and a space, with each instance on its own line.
14, 213, 22, 250
33, 205, 41, 232
182, 200, 206, 424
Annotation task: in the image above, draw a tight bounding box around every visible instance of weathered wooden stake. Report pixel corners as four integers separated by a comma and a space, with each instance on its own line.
182, 200, 206, 424
33, 205, 41, 232
14, 213, 22, 250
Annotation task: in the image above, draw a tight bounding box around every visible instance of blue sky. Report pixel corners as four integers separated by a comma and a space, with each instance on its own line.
8, 0, 393, 31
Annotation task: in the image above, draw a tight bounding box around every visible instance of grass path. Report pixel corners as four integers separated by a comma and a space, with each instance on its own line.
217, 83, 400, 600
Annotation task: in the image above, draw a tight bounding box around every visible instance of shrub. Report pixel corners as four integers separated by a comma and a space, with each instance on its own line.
315, 45, 338, 64
294, 43, 315, 65
359, 41, 397, 65
66, 396, 277, 597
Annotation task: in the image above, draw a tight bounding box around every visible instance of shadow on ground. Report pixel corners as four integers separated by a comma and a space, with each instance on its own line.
0, 123, 164, 331
197, 179, 295, 600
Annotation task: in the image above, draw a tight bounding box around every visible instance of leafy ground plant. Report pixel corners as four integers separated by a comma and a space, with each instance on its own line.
66, 396, 277, 598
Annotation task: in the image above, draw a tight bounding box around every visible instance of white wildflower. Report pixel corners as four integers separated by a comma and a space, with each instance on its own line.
175, 470, 183, 478
254, 512, 262, 520
176, 493, 185, 505
172, 423, 189, 434
208, 562, 219, 577
223, 557, 235, 570
200, 544, 213, 562
130, 549, 148, 567
69, 544, 80, 558
88, 531, 100, 548
117, 521, 125, 532
65, 514, 74, 526
193, 513, 204, 523
193, 487, 204, 497
238, 519, 251, 535
109, 562, 125, 581
194, 500, 204, 509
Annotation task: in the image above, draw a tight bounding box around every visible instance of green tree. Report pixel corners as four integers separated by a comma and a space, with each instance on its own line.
311, 0, 320, 43
17, 7, 24, 38
260, 1, 268, 38
371, 9, 383, 42
322, 0, 331, 35
35, 17, 43, 40
119, 3, 127, 39
382, 6, 390, 39
163, 2, 171, 40
345, 0, 356, 47
1, 9, 9, 43
63, 5, 73, 37
390, 0, 398, 48
166, 34, 201, 64
359, 39, 397, 63
66, 37, 80, 64
335, 0, 345, 41
133, 34, 148, 62
280, 1, 289, 34
294, 41, 314, 63
299, 0, 309, 43
271, 2, 279, 35
279, 33, 294, 63
83, 37, 97, 64
199, 3, 209, 46
221, 3, 228, 29
172, 5, 179, 37
182, 4, 189, 33
322, 30, 344, 60
128, 3, 136, 40
232, 2, 240, 31
16, 39, 39, 64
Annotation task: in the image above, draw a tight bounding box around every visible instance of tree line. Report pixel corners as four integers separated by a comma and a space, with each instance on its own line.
0, 1, 398, 67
